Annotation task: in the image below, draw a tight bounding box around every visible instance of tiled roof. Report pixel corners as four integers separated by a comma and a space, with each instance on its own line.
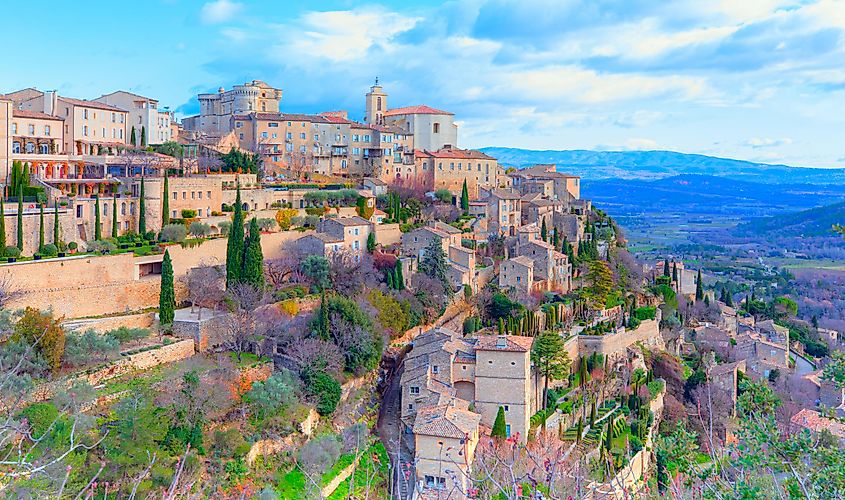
327, 216, 371, 226
425, 147, 496, 160
305, 233, 342, 244
517, 223, 540, 233
791, 409, 845, 438
413, 404, 480, 438
474, 334, 534, 352
58, 96, 126, 112
489, 188, 522, 200
97, 90, 158, 103
430, 221, 462, 235
710, 359, 745, 377
507, 255, 535, 268
384, 105, 454, 117
524, 239, 555, 250
12, 109, 63, 121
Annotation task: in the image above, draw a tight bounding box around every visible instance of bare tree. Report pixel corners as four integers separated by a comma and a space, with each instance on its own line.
328, 250, 379, 295
222, 283, 270, 362
286, 338, 344, 377
180, 259, 225, 319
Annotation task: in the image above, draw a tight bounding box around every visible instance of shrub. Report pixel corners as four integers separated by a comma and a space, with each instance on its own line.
256, 218, 276, 232
305, 207, 327, 216
13, 307, 65, 373
87, 240, 117, 253
67, 241, 78, 251
4, 246, 20, 258
212, 428, 247, 459
109, 326, 150, 344
290, 216, 304, 227
298, 434, 342, 476
434, 188, 452, 204
302, 369, 342, 416
219, 220, 232, 236
40, 243, 58, 256
275, 208, 298, 230
63, 329, 120, 367
188, 221, 211, 237
245, 369, 301, 420
303, 215, 320, 228
160, 224, 187, 243
181, 209, 197, 219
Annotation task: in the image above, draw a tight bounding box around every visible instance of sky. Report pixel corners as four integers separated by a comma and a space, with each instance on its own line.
3, 0, 845, 168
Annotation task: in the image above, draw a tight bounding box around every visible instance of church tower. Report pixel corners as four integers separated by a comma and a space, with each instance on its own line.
365, 78, 387, 125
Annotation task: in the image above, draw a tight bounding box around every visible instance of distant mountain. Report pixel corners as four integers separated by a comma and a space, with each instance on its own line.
736, 201, 845, 238
480, 147, 845, 185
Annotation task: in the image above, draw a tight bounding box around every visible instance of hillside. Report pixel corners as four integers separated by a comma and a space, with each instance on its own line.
737, 201, 845, 237
481, 147, 845, 185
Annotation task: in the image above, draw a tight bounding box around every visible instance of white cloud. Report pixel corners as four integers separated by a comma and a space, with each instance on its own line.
743, 137, 793, 148
200, 0, 242, 25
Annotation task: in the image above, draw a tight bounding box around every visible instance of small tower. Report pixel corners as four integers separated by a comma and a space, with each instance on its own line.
365, 78, 387, 125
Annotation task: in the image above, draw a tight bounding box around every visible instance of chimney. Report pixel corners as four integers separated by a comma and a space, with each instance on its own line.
43, 90, 57, 116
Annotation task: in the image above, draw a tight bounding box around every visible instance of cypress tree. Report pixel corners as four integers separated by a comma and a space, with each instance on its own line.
589, 398, 597, 425
491, 406, 508, 439
130, 126, 136, 147
226, 184, 245, 289
576, 417, 583, 444
695, 269, 704, 301
16, 185, 23, 251
53, 201, 59, 245
112, 194, 118, 237
394, 258, 405, 291
552, 227, 559, 249
138, 177, 146, 235
386, 268, 395, 290
541, 218, 548, 242
663, 259, 670, 277
672, 262, 678, 283
0, 194, 6, 257
241, 218, 265, 289
94, 194, 102, 241
366, 231, 376, 253
38, 203, 44, 251
498, 317, 505, 335
162, 173, 170, 227
460, 179, 469, 213
159, 249, 175, 327
704, 294, 711, 306
140, 125, 146, 147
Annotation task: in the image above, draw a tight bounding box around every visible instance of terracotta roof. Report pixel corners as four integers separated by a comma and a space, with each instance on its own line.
791, 409, 845, 438
523, 239, 555, 250
369, 123, 408, 135
12, 109, 63, 121
517, 223, 540, 233
425, 147, 495, 160
710, 359, 746, 377
413, 404, 480, 438
97, 90, 158, 103
507, 255, 535, 268
474, 334, 534, 352
58, 96, 126, 112
430, 221, 462, 235
384, 105, 454, 117
363, 177, 387, 186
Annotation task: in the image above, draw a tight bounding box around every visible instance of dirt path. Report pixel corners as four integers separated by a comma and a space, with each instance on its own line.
376, 355, 416, 499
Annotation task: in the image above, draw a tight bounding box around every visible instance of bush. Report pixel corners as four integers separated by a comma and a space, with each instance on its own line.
434, 188, 452, 204
4, 246, 20, 258
302, 369, 342, 416
13, 307, 65, 373
160, 224, 187, 243
212, 428, 247, 459
181, 209, 197, 219
219, 220, 232, 236
109, 326, 150, 344
87, 240, 117, 253
40, 243, 58, 256
245, 369, 301, 420
256, 218, 276, 232
634, 306, 657, 321
63, 329, 120, 367
303, 215, 320, 228
630, 435, 644, 454
67, 241, 78, 251
189, 221, 211, 237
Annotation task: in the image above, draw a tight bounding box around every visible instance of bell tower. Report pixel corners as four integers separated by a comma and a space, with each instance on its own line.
365, 78, 387, 125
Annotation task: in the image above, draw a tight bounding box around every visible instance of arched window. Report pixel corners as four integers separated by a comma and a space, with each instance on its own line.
377, 97, 382, 111
130, 202, 135, 215
39, 144, 49, 154
12, 142, 20, 154
121, 202, 126, 215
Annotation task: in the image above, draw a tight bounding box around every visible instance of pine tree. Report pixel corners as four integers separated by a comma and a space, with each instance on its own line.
460, 179, 469, 213
695, 269, 704, 301
419, 237, 450, 294
94, 194, 102, 241
394, 258, 405, 291
0, 195, 6, 257
241, 218, 265, 289
663, 259, 670, 277
112, 194, 118, 237
366, 231, 376, 253
138, 177, 146, 235
159, 249, 175, 327
140, 126, 146, 147
53, 201, 59, 246
491, 406, 508, 439
16, 185, 23, 252
130, 126, 137, 147
541, 218, 548, 242
226, 184, 245, 289
38, 203, 44, 251
162, 173, 170, 227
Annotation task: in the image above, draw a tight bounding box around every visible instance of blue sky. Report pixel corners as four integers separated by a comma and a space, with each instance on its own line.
3, 0, 845, 167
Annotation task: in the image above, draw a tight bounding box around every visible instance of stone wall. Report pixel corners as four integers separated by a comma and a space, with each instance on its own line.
577, 319, 662, 359
63, 311, 155, 334
4, 230, 302, 319
374, 223, 401, 246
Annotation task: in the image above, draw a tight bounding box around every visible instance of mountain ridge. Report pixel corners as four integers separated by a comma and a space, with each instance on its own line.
480, 147, 845, 185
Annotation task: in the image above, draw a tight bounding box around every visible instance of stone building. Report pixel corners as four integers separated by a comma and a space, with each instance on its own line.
183, 80, 282, 136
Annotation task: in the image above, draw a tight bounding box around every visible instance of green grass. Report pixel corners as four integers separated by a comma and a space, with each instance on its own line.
228, 351, 270, 368
326, 443, 389, 500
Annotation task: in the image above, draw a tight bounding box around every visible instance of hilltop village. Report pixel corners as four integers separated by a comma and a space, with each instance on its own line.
1, 81, 844, 499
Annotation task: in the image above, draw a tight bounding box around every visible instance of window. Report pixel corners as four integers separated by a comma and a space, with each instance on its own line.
353, 134, 359, 142
432, 365, 439, 374
377, 96, 382, 111
111, 112, 116, 123
76, 205, 83, 218
462, 365, 467, 370
182, 192, 187, 200
286, 132, 292, 140
102, 128, 106, 137
28, 124, 35, 134
236, 122, 242, 128
364, 134, 371, 142
505, 424, 511, 437
433, 122, 440, 133
39, 143, 48, 154
172, 192, 177, 200
198, 208, 203, 217
268, 122, 278, 127
120, 115, 125, 124
82, 126, 88, 136
172, 210, 177, 218
408, 404, 413, 410
239, 133, 244, 140
10, 123, 16, 134
353, 147, 360, 155
504, 405, 510, 411
261, 132, 268, 139
409, 386, 420, 395
119, 129, 123, 139
83, 109, 88, 119
207, 191, 211, 198
272, 133, 277, 139
424, 476, 446, 490
198, 191, 203, 199
121, 202, 126, 215
191, 192, 195, 199
300, 132, 306, 139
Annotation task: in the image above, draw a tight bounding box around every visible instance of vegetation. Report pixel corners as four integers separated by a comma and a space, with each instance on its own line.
159, 250, 175, 327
